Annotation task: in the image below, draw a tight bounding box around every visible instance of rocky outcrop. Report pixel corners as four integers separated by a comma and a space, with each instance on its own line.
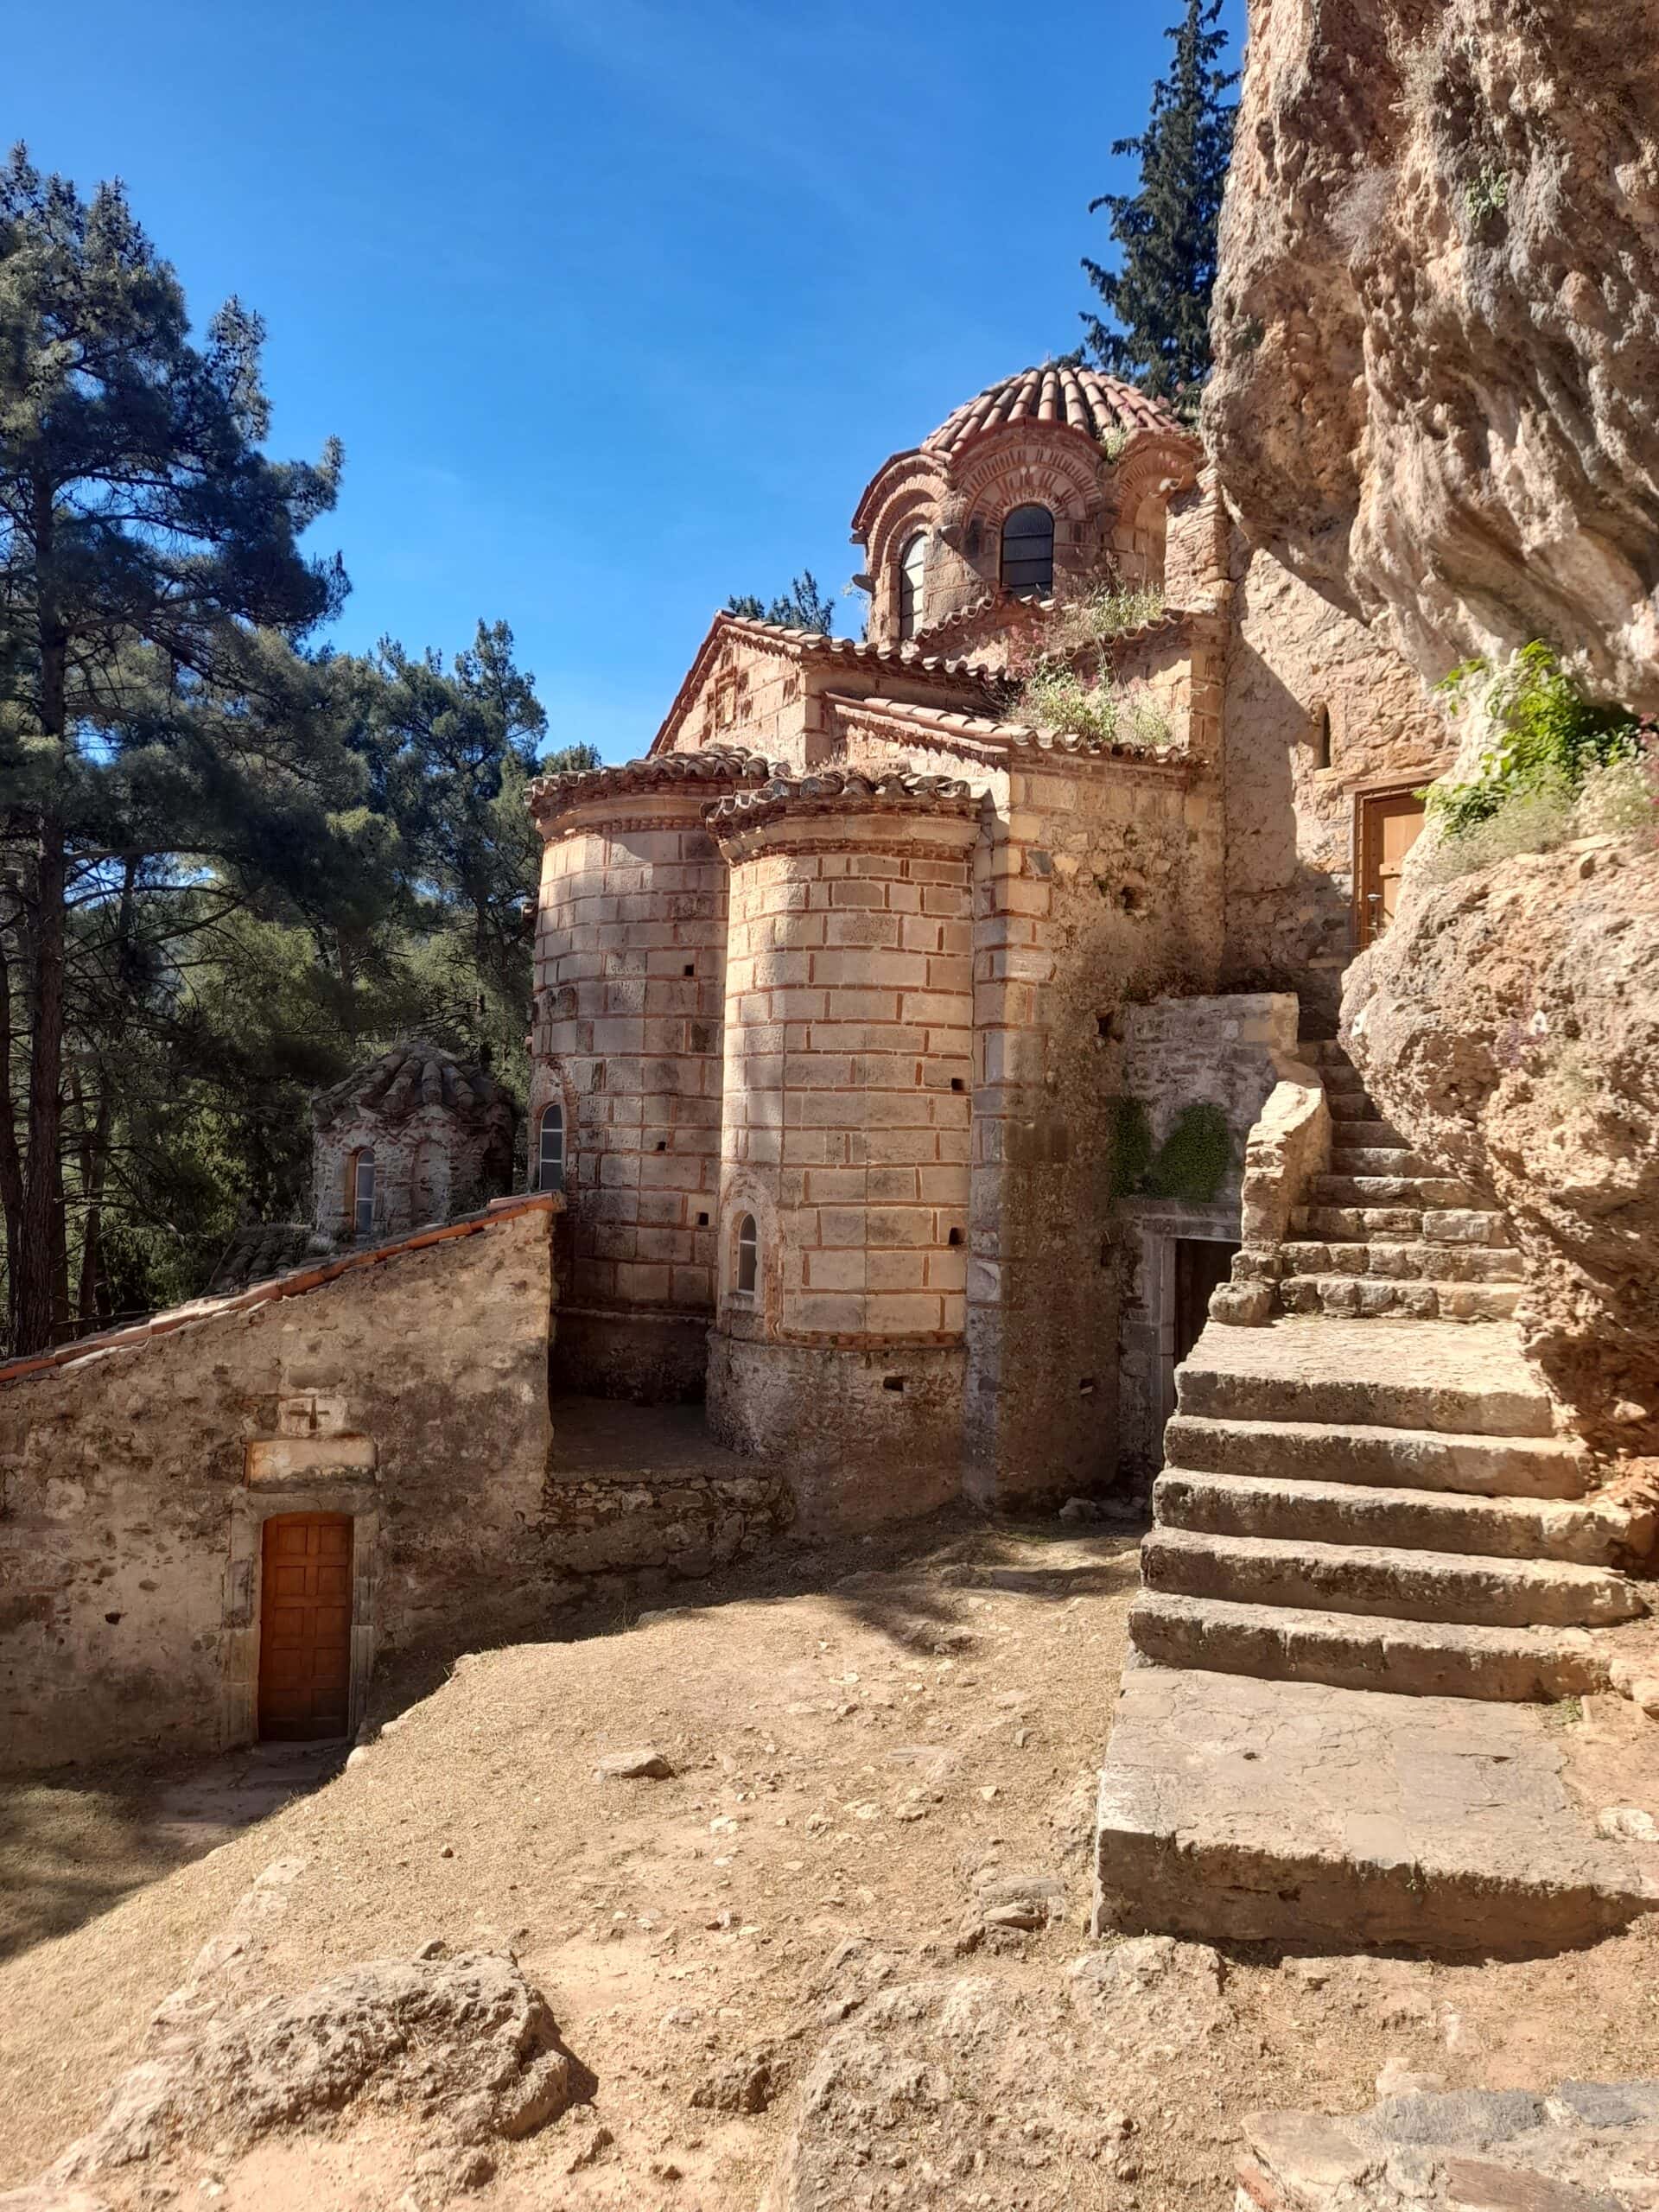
1205, 0, 1659, 711
1344, 837, 1659, 1452
1237, 2079, 1659, 2212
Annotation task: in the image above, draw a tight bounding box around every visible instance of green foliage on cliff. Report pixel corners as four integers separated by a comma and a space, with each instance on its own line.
1427, 643, 1647, 837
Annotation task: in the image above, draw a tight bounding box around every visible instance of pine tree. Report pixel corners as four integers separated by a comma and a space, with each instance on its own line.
1079, 0, 1237, 410
724, 571, 835, 635
0, 144, 356, 1352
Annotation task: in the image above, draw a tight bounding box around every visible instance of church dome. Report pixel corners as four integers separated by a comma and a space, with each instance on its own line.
922, 363, 1182, 459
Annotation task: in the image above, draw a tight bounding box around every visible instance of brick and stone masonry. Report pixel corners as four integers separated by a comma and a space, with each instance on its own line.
704, 773, 979, 1522
529, 753, 775, 1399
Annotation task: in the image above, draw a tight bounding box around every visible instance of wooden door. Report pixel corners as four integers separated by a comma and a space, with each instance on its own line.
257, 1514, 353, 1741
1357, 792, 1427, 947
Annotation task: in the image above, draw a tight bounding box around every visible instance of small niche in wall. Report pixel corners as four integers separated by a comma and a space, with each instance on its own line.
655, 1140, 667, 1153
950, 1077, 965, 1093
1312, 700, 1332, 770
683, 963, 696, 977
948, 1226, 963, 1247
697, 1211, 709, 1227
882, 1375, 906, 1393
1078, 1376, 1097, 1397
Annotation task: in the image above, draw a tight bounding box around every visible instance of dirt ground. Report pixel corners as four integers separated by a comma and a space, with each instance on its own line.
3, 1507, 1659, 2211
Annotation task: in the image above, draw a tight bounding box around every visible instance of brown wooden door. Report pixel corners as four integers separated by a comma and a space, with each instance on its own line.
258, 1514, 353, 1741
1357, 792, 1427, 947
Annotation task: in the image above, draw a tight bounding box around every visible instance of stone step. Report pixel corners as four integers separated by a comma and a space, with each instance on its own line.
1163, 1414, 1592, 1498
1278, 1241, 1524, 1283
1294, 1204, 1426, 1240
1153, 1467, 1641, 1567
1329, 1146, 1440, 1177
1141, 1526, 1645, 1629
1326, 1113, 1403, 1147
1313, 1173, 1484, 1209
1128, 1588, 1617, 1701
1176, 1321, 1554, 1436
1094, 1663, 1659, 1947
1277, 1274, 1522, 1322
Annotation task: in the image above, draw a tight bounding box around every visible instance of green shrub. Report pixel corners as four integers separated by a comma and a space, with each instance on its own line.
1424, 644, 1645, 838
1465, 168, 1510, 224
1109, 1096, 1154, 1196
1109, 1096, 1233, 1205
1018, 666, 1119, 743
1145, 1103, 1233, 1204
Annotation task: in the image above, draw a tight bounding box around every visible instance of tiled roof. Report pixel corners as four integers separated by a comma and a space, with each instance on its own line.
0, 1196, 560, 1392
649, 613, 1002, 754
707, 767, 982, 839
821, 691, 1192, 769
923, 365, 1184, 459
313, 1037, 511, 1130
529, 744, 779, 823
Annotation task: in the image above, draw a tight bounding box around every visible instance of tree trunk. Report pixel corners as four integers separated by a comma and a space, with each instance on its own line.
0, 894, 25, 1353
16, 474, 69, 1357
16, 810, 66, 1354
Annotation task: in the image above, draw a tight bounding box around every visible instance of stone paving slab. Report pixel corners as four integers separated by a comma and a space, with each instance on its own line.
1094, 1662, 1659, 1950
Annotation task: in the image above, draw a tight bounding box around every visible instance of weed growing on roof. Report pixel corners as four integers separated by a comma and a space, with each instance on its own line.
1018, 667, 1121, 744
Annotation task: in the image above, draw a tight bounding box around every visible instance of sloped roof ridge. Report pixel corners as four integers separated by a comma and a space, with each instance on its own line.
528, 744, 783, 818
706, 764, 982, 836
821, 690, 1192, 766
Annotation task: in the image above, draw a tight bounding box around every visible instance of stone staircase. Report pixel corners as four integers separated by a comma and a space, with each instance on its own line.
1093, 1033, 1659, 1948
1277, 1039, 1524, 1321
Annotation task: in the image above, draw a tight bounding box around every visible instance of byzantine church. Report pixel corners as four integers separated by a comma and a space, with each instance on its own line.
523, 363, 1449, 1515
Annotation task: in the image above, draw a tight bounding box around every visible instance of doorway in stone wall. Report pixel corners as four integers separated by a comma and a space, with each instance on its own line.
1173, 1238, 1237, 1370
257, 1513, 354, 1741
1356, 790, 1427, 949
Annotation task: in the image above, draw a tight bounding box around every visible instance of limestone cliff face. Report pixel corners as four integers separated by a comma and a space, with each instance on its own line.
1344, 840, 1659, 1452
1205, 0, 1659, 710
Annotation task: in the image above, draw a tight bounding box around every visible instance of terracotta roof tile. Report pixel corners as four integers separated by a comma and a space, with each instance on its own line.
820, 690, 1192, 769
313, 1036, 512, 1131
922, 363, 1182, 460
707, 766, 982, 840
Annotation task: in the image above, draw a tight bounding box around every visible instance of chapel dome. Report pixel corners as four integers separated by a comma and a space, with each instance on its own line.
312, 1036, 511, 1131
921, 363, 1183, 459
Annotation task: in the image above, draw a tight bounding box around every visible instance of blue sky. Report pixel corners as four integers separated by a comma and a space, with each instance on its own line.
10, 0, 1245, 763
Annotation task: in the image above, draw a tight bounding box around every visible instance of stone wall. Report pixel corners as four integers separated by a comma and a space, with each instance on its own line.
1221, 531, 1452, 1033
0, 1204, 556, 1773
963, 734, 1227, 1508
532, 791, 730, 1399
1108, 992, 1300, 1483
706, 787, 978, 1507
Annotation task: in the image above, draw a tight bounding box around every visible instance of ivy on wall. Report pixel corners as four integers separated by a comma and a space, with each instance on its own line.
1108, 1096, 1233, 1205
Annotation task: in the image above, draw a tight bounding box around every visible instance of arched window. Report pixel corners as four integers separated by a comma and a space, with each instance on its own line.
734, 1212, 758, 1297
1001, 504, 1054, 596
349, 1148, 375, 1238
898, 531, 928, 640
537, 1103, 565, 1192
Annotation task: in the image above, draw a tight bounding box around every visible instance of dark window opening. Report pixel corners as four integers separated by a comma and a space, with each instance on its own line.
950, 1076, 966, 1092
350, 1148, 375, 1237
1173, 1239, 1240, 1367
1313, 702, 1333, 770
882, 1375, 906, 1393
947, 1226, 963, 1248
898, 531, 928, 640
735, 1212, 759, 1296
537, 1104, 565, 1192
696, 1211, 710, 1227
1001, 504, 1054, 596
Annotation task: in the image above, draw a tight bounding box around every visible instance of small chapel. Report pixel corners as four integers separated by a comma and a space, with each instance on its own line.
523, 363, 1452, 1516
